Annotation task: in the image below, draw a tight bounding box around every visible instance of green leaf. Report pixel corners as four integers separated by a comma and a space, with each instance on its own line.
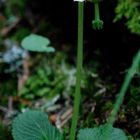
21, 34, 55, 52
12, 110, 63, 140
77, 125, 128, 140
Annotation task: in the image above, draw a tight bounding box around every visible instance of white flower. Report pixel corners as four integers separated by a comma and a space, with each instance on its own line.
74, 0, 85, 2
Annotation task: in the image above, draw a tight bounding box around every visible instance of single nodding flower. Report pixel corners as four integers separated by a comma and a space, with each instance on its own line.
92, 0, 103, 30
92, 19, 103, 30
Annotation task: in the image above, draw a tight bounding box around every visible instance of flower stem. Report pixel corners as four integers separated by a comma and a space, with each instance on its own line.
70, 2, 84, 140
108, 50, 140, 125
94, 3, 100, 20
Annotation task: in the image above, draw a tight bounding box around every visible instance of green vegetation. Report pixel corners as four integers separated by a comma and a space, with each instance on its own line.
5, 0, 26, 16
11, 46, 140, 140
0, 0, 140, 140
115, 0, 140, 35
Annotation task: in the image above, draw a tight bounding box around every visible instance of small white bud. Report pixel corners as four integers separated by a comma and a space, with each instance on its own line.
74, 0, 85, 2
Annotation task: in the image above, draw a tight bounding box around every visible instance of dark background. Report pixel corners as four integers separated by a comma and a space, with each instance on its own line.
26, 0, 140, 71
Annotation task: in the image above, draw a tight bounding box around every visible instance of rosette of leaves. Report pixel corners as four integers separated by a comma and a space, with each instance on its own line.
12, 110, 64, 140
21, 34, 55, 52
77, 124, 128, 140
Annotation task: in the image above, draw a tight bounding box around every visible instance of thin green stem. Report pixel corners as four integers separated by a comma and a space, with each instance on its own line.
94, 3, 100, 20
108, 50, 140, 125
70, 2, 84, 140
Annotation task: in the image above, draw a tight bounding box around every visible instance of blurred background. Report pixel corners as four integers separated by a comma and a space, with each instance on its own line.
0, 0, 140, 139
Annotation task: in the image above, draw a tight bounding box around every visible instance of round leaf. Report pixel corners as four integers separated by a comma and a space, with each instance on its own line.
21, 34, 55, 52
12, 110, 63, 140
77, 125, 128, 140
